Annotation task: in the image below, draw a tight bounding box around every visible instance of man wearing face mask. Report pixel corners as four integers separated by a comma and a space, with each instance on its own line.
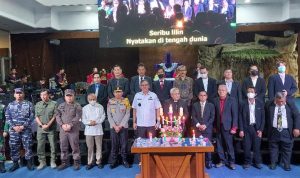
268, 61, 297, 101
82, 93, 105, 170
193, 66, 217, 103
242, 65, 266, 103
152, 67, 173, 105
239, 86, 265, 169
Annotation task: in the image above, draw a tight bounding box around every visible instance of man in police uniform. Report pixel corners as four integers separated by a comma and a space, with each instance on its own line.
5, 88, 34, 172
35, 89, 58, 170
107, 87, 131, 169
133, 80, 161, 138
56, 89, 82, 171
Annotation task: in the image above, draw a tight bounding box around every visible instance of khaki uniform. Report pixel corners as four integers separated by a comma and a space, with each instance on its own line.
56, 102, 82, 162
35, 100, 57, 162
107, 97, 130, 162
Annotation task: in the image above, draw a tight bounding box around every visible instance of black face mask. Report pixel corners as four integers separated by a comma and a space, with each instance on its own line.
158, 74, 164, 79
250, 70, 259, 76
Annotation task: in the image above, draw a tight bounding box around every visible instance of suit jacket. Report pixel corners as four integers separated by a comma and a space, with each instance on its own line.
130, 75, 152, 100
182, 6, 192, 20
221, 80, 242, 104
213, 96, 238, 131
239, 99, 265, 132
87, 83, 108, 106
194, 77, 217, 102
152, 79, 172, 104
107, 77, 130, 98
265, 100, 300, 140
192, 101, 215, 134
267, 74, 297, 100
241, 77, 266, 102
163, 99, 189, 118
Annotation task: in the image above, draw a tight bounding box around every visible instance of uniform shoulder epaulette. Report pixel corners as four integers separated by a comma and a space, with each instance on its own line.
108, 98, 117, 105
122, 98, 131, 109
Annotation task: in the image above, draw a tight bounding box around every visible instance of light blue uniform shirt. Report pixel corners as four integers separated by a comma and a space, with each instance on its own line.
132, 91, 161, 127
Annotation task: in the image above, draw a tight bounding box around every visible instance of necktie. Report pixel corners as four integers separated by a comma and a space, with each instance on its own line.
200, 103, 204, 119
277, 106, 283, 132
95, 84, 99, 97
160, 80, 164, 89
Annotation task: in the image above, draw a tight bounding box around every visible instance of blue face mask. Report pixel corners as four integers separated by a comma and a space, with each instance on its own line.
278, 66, 286, 73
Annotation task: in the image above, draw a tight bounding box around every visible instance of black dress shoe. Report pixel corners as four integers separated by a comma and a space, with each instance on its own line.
215, 162, 224, 168
283, 164, 291, 171
253, 164, 263, 169
26, 158, 34, 171
86, 164, 94, 170
242, 164, 251, 169
0, 162, 6, 173
123, 161, 131, 168
205, 163, 213, 169
97, 163, 104, 169
269, 164, 277, 170
57, 163, 68, 171
9, 162, 20, 172
109, 162, 118, 169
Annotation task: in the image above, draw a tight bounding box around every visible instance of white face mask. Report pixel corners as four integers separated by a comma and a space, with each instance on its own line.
247, 93, 256, 99
200, 73, 208, 79
89, 101, 96, 106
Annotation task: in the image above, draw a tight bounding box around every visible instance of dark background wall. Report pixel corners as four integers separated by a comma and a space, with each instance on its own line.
9, 25, 300, 85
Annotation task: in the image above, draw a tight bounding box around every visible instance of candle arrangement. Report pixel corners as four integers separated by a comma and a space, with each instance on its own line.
159, 105, 185, 143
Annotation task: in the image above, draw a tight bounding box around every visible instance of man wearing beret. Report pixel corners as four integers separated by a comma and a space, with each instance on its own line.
56, 89, 82, 171
5, 88, 34, 172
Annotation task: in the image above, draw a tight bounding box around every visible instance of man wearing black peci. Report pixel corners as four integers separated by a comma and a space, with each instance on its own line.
192, 90, 215, 169
239, 86, 265, 169
266, 92, 300, 171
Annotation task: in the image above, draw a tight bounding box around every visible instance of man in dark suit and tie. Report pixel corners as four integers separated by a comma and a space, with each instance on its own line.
192, 90, 215, 169
266, 92, 300, 171
222, 69, 242, 105
213, 83, 238, 170
130, 63, 152, 102
87, 73, 107, 106
193, 66, 217, 103
268, 61, 298, 101
241, 65, 266, 103
239, 86, 265, 169
153, 67, 172, 106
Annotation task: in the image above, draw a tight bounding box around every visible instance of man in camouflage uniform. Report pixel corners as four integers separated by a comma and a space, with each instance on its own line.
5, 88, 34, 172
107, 87, 131, 169
35, 89, 58, 170
0, 103, 6, 173
56, 89, 82, 171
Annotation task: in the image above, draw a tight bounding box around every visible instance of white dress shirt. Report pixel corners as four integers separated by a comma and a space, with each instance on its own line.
196, 101, 206, 127
251, 76, 258, 87
82, 103, 106, 135
249, 100, 256, 125
273, 105, 288, 129
202, 78, 208, 92
279, 73, 285, 85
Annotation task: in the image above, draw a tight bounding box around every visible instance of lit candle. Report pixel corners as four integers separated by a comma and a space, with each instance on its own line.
178, 117, 181, 125
182, 116, 185, 127
179, 107, 183, 117
192, 130, 196, 142
160, 107, 163, 116
162, 116, 164, 125
149, 132, 153, 142
169, 105, 173, 114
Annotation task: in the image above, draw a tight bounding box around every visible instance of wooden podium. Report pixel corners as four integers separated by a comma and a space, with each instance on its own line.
131, 139, 214, 178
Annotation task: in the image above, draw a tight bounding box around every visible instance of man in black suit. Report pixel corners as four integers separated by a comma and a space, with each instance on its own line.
163, 87, 189, 121
153, 67, 172, 106
239, 86, 265, 169
213, 83, 238, 170
107, 65, 130, 99
129, 63, 152, 102
193, 66, 217, 103
268, 61, 298, 101
241, 65, 266, 103
87, 73, 108, 106
222, 69, 242, 105
266, 92, 300, 171
192, 90, 215, 169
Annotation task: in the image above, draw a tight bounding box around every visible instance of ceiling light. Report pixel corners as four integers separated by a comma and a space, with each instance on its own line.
86, 6, 92, 10
245, 0, 251, 3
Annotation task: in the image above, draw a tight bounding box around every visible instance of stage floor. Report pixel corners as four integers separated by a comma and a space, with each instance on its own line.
0, 163, 299, 178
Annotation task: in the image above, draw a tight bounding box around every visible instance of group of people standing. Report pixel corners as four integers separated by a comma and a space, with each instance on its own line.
0, 60, 299, 174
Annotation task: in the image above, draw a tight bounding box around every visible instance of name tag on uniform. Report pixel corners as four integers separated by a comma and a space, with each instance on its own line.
148, 97, 153, 100
111, 108, 115, 113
